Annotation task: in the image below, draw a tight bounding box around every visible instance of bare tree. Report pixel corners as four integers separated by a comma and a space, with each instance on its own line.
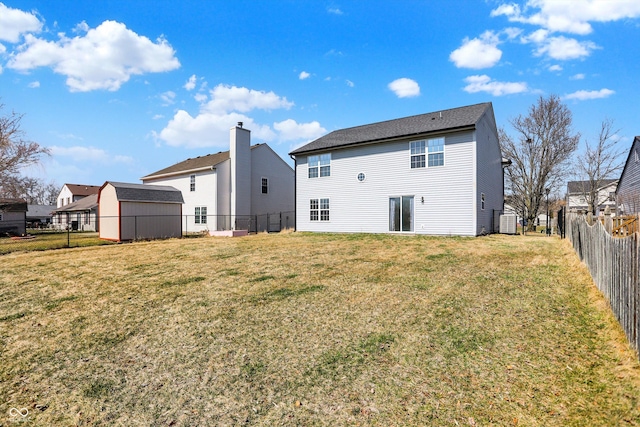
574, 118, 625, 215
500, 95, 580, 231
2, 176, 59, 204
0, 103, 50, 197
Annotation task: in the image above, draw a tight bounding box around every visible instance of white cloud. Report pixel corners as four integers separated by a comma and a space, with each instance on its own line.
194, 92, 208, 103
450, 31, 502, 69
346, 79, 354, 87
548, 64, 562, 72
570, 73, 585, 80
0, 3, 42, 43
533, 35, 597, 60
28, 80, 40, 88
7, 20, 180, 92
160, 90, 176, 106
299, 71, 310, 80
492, 0, 640, 35
388, 78, 420, 98
156, 85, 300, 149
273, 119, 326, 142
155, 110, 276, 149
328, 7, 343, 15
503, 27, 524, 40
50, 145, 133, 164
563, 88, 615, 100
152, 114, 164, 120
184, 74, 196, 90
202, 84, 293, 115
463, 75, 528, 96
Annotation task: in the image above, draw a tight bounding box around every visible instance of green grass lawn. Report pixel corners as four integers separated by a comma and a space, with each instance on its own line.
1, 232, 639, 426
0, 231, 114, 255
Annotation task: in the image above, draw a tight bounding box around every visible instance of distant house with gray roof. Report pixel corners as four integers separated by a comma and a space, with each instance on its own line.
98, 181, 184, 241
141, 124, 294, 232
289, 102, 505, 236
52, 194, 99, 231
54, 183, 101, 230
27, 205, 55, 228
566, 179, 618, 215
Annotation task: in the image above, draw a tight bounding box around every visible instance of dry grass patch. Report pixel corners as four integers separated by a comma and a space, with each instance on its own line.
1, 233, 639, 426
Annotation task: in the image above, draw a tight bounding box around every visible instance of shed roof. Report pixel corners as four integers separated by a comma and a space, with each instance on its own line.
53, 194, 98, 213
567, 179, 618, 194
289, 102, 492, 155
105, 182, 184, 204
0, 198, 27, 212
64, 184, 100, 196
141, 144, 264, 181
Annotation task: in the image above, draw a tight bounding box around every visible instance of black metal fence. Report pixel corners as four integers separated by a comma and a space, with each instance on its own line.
182, 211, 294, 234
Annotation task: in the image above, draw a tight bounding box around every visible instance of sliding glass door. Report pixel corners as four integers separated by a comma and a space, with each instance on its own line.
389, 196, 414, 232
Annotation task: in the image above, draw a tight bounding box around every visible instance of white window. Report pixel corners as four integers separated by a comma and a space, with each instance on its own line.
428, 138, 444, 167
410, 140, 426, 168
310, 198, 329, 221
190, 175, 196, 192
195, 206, 207, 224
308, 154, 331, 178
261, 177, 268, 194
389, 196, 414, 232
481, 193, 485, 211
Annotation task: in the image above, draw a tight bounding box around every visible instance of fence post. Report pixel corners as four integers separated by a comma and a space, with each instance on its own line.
604, 206, 613, 234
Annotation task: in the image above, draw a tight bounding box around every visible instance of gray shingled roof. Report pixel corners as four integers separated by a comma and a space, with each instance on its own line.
289, 102, 492, 155
107, 182, 184, 204
141, 144, 265, 180
53, 194, 98, 213
27, 205, 56, 218
567, 179, 618, 194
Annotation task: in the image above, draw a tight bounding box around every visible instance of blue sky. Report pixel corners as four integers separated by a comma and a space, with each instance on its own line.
2, 0, 639, 189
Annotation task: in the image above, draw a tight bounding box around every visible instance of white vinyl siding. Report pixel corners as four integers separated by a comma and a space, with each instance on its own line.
143, 169, 217, 231
249, 144, 295, 216
474, 111, 504, 234
296, 131, 477, 235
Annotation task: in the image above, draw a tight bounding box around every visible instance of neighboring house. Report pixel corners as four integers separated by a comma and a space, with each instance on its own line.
54, 184, 100, 229
56, 183, 100, 207
616, 136, 640, 214
27, 205, 55, 228
52, 194, 99, 231
566, 179, 618, 215
141, 124, 294, 232
0, 198, 27, 236
98, 181, 184, 242
289, 102, 505, 236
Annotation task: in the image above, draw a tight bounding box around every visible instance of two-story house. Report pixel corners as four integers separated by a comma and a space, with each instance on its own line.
289, 102, 505, 236
142, 124, 294, 233
566, 179, 618, 215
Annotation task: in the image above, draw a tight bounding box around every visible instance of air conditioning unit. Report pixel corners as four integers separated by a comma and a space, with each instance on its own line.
500, 215, 517, 234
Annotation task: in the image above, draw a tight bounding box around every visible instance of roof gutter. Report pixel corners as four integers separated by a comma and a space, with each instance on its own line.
141, 165, 216, 181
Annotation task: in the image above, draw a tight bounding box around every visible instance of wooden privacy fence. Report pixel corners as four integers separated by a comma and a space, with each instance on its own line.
567, 212, 639, 355
598, 214, 640, 237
